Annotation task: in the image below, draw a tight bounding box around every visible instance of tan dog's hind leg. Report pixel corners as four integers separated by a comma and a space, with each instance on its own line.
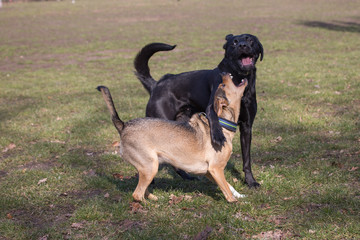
206, 169, 237, 203
132, 160, 159, 202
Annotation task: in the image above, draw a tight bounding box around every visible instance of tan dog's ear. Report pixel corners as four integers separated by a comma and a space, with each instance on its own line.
214, 87, 229, 116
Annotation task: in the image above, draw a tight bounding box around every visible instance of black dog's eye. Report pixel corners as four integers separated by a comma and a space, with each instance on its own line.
233, 39, 238, 45
245, 36, 253, 43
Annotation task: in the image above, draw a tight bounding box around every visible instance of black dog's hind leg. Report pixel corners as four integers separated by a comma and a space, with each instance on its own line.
148, 105, 197, 182
175, 169, 199, 181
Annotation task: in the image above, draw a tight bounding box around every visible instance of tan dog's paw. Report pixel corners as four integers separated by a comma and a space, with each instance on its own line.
145, 190, 158, 201
228, 184, 246, 199
227, 196, 238, 203
147, 193, 158, 201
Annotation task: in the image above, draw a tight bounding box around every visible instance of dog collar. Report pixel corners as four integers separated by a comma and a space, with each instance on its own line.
219, 117, 237, 132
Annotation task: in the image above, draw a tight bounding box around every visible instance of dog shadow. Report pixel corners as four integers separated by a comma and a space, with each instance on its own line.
100, 160, 249, 202
226, 160, 245, 183
104, 166, 226, 201
300, 20, 360, 33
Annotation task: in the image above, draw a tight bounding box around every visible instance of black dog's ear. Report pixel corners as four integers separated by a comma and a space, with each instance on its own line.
225, 34, 233, 41
253, 35, 264, 61
258, 41, 264, 61
223, 34, 234, 49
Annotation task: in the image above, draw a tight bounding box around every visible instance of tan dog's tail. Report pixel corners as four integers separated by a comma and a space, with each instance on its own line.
97, 86, 124, 134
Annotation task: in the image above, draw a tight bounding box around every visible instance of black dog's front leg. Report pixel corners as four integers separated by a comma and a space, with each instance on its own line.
206, 102, 226, 149
239, 122, 260, 188
206, 78, 227, 149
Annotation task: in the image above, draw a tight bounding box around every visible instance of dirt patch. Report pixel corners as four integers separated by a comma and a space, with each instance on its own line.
0, 170, 8, 178
65, 189, 104, 200
19, 158, 61, 171
8, 203, 75, 232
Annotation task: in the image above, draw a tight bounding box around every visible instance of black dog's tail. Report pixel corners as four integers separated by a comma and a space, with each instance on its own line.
134, 43, 176, 94
97, 86, 124, 134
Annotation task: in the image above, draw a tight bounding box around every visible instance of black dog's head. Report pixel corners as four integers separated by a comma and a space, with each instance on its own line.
223, 34, 263, 73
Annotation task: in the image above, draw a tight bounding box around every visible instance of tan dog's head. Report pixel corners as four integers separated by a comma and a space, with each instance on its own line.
214, 73, 247, 122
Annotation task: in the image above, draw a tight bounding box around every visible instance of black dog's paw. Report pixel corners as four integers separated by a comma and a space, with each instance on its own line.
245, 174, 260, 188
248, 181, 261, 188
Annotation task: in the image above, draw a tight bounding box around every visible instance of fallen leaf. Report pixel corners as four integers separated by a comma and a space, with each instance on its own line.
129, 202, 146, 214
260, 203, 271, 209
50, 140, 66, 144
181, 207, 195, 211
252, 229, 285, 239
169, 194, 184, 205
38, 234, 49, 240
113, 173, 124, 179
104, 193, 110, 198
233, 177, 238, 183
184, 195, 193, 201
37, 178, 47, 185
119, 219, 144, 232
113, 173, 137, 181
112, 141, 120, 147
193, 212, 204, 218
6, 213, 13, 219
268, 216, 288, 225
71, 222, 84, 229
83, 169, 96, 176
283, 196, 294, 201
348, 166, 359, 172
2, 143, 16, 153
331, 161, 344, 169
274, 136, 282, 143
234, 212, 255, 221
194, 226, 213, 240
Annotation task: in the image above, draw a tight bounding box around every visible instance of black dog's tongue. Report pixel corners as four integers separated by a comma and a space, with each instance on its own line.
241, 57, 253, 66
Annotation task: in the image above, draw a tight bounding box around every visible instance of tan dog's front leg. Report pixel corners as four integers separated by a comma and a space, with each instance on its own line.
206, 169, 237, 203
207, 173, 245, 199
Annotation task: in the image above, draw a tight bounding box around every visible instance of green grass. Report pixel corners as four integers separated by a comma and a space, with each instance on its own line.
1, 0, 359, 239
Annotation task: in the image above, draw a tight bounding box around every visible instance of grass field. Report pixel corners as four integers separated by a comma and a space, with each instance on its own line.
0, 0, 359, 239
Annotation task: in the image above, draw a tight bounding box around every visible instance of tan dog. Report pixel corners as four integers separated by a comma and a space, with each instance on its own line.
97, 73, 247, 202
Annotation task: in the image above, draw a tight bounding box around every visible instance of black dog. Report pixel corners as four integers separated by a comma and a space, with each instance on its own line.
134, 34, 263, 188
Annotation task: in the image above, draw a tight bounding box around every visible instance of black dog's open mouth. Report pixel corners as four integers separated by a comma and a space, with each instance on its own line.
239, 55, 254, 67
